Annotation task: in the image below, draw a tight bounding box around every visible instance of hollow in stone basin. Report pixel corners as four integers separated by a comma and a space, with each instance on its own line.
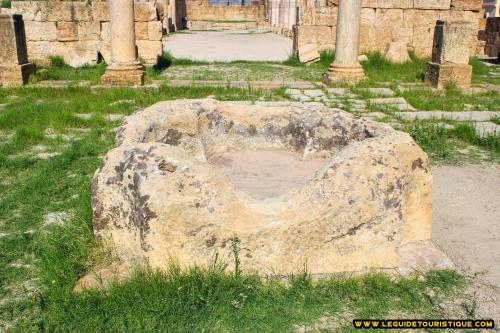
93, 99, 434, 275
210, 150, 325, 199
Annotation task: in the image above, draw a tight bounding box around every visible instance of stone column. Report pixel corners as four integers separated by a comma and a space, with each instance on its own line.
325, 0, 365, 84
270, 0, 280, 27
288, 0, 297, 30
101, 0, 144, 86
425, 20, 475, 89
283, 0, 290, 32
278, 0, 285, 30
0, 14, 33, 87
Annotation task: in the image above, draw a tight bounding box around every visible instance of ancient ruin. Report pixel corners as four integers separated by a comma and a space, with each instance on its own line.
3, 0, 484, 68
101, 0, 145, 86
426, 20, 476, 89
7, 1, 162, 67
92, 99, 432, 274
0, 14, 33, 87
324, 0, 365, 83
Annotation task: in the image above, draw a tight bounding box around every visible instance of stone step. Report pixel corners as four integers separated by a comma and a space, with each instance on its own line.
167, 79, 316, 90
369, 97, 416, 111
397, 111, 500, 122
474, 121, 500, 137
358, 88, 395, 97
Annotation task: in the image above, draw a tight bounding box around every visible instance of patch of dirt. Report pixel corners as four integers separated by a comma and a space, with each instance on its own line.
433, 165, 500, 287
432, 164, 500, 320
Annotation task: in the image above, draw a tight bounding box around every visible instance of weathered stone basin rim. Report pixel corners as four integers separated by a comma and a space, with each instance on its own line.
93, 99, 433, 275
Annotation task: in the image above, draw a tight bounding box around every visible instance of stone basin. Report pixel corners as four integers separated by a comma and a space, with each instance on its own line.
92, 99, 433, 275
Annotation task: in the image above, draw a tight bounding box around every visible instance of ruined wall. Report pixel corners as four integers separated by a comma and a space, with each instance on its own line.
186, 0, 267, 24
482, 18, 500, 57
297, 0, 482, 57
5, 1, 163, 67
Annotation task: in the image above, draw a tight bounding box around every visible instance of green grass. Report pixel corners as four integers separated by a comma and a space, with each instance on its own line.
1, 0, 10, 8
0, 85, 480, 332
401, 84, 500, 111
471, 57, 500, 85
362, 51, 428, 84
32, 56, 106, 85
404, 121, 499, 163
30, 52, 500, 91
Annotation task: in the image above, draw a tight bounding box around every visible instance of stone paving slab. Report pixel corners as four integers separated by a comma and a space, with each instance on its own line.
303, 89, 324, 98
369, 97, 416, 111
167, 79, 316, 90
105, 114, 125, 122
285, 89, 301, 96
480, 83, 500, 93
326, 88, 348, 95
474, 122, 500, 137
289, 94, 311, 102
363, 112, 387, 120
397, 111, 500, 122
359, 88, 395, 96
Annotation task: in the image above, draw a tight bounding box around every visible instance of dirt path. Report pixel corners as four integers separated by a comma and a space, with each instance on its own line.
433, 165, 500, 320
163, 31, 292, 62
433, 165, 500, 287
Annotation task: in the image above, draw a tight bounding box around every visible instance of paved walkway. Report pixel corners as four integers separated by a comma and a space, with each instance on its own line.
163, 31, 293, 62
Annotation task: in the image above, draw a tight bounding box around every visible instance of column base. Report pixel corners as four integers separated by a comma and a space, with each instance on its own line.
325, 63, 365, 84
0, 63, 34, 87
101, 62, 144, 86
425, 62, 472, 90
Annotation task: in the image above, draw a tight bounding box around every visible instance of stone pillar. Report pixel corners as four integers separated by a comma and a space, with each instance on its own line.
288, 0, 297, 30
325, 0, 365, 84
101, 0, 144, 86
425, 21, 475, 89
270, 0, 280, 27
283, 0, 290, 32
278, 0, 285, 30
0, 14, 34, 87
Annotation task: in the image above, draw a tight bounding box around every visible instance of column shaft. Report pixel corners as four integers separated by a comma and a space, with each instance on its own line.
325, 0, 365, 83
102, 0, 144, 86
110, 0, 137, 64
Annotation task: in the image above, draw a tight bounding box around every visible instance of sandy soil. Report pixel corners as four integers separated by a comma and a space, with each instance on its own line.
163, 31, 293, 62
433, 165, 500, 320
433, 165, 500, 288
210, 150, 325, 199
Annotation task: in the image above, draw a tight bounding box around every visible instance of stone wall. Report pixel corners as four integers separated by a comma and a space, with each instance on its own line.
185, 0, 267, 25
483, 18, 500, 57
5, 1, 163, 67
297, 0, 482, 57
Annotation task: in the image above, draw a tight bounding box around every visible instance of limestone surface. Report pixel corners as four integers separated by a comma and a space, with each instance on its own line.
92, 99, 432, 275
385, 42, 410, 63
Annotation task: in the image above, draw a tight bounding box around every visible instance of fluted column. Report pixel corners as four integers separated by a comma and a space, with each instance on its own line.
325, 0, 365, 83
102, 0, 144, 86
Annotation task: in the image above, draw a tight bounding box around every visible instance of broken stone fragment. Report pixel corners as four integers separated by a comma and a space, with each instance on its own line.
298, 43, 320, 64
73, 262, 131, 293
